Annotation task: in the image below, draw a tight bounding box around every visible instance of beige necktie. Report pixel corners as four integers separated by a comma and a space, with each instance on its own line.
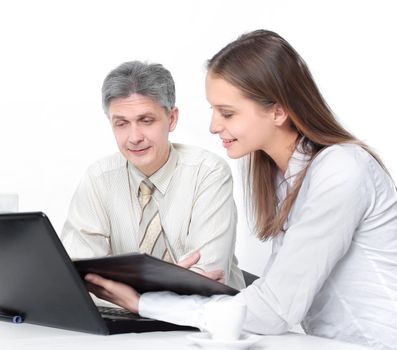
138, 181, 174, 262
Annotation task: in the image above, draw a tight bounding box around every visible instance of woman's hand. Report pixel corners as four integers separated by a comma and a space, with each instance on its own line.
177, 251, 225, 283
84, 273, 140, 314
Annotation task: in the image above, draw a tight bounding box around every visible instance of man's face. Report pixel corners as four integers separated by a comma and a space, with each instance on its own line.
109, 94, 178, 176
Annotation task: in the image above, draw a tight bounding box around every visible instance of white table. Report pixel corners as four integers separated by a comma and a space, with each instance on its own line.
0, 321, 370, 350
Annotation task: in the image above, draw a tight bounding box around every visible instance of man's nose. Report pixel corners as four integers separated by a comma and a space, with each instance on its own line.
128, 125, 144, 144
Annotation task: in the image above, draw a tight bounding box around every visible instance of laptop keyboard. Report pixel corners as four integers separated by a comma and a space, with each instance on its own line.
97, 306, 142, 320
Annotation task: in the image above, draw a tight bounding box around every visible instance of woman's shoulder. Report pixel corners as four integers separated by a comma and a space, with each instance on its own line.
316, 143, 373, 167
319, 142, 368, 159
310, 143, 375, 182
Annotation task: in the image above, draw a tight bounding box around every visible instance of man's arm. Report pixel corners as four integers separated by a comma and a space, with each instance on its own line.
177, 251, 225, 283
182, 160, 240, 286
61, 170, 111, 259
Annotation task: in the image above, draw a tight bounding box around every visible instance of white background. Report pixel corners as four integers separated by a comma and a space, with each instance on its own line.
1, 0, 396, 275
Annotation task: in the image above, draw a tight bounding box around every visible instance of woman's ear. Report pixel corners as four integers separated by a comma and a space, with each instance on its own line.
272, 103, 289, 126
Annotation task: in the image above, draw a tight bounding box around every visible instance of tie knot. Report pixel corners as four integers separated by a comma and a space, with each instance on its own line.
139, 181, 153, 196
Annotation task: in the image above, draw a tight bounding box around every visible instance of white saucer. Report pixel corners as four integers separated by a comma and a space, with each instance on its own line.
186, 332, 262, 349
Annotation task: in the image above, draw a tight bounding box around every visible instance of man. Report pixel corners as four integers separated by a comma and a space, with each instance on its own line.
61, 61, 244, 289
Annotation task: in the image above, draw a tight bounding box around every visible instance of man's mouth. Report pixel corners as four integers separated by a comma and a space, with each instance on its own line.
128, 146, 150, 154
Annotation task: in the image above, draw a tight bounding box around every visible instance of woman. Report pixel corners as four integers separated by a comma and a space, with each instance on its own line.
85, 30, 397, 349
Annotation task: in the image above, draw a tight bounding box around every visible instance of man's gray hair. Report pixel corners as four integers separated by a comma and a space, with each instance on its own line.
102, 61, 175, 115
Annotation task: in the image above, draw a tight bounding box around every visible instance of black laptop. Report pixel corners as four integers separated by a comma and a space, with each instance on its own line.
0, 212, 194, 335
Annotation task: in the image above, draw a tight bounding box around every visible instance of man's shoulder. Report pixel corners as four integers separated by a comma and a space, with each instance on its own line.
173, 143, 230, 171
86, 152, 126, 178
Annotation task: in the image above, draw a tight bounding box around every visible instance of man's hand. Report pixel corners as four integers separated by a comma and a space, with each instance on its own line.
177, 250, 201, 268
85, 273, 140, 314
177, 251, 225, 284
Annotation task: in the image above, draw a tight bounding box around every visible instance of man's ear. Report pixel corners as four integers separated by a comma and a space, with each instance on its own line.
272, 103, 289, 126
168, 107, 179, 132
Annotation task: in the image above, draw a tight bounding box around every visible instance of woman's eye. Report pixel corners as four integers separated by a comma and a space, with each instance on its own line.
221, 111, 234, 118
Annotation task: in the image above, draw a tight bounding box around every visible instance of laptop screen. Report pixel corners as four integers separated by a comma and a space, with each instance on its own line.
0, 212, 195, 335
0, 212, 108, 334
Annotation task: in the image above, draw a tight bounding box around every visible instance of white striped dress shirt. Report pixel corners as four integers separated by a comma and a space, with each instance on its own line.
61, 143, 245, 290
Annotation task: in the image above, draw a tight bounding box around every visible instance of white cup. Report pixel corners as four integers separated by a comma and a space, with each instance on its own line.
203, 299, 247, 341
0, 193, 19, 213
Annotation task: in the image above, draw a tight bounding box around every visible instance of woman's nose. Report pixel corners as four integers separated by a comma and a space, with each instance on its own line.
209, 114, 222, 134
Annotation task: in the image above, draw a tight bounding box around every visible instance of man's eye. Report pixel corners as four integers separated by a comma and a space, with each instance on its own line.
114, 121, 127, 127
141, 118, 154, 124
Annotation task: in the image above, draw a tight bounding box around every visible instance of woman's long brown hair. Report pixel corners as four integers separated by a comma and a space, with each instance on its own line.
207, 29, 384, 240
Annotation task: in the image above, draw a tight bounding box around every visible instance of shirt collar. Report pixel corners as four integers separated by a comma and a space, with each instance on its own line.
127, 143, 178, 197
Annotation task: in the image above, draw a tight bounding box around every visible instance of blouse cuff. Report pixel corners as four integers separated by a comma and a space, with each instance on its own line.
139, 291, 230, 330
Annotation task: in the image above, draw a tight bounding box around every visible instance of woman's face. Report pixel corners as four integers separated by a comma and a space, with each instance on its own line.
206, 73, 277, 159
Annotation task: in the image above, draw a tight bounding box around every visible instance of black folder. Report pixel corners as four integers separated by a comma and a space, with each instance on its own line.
74, 253, 239, 297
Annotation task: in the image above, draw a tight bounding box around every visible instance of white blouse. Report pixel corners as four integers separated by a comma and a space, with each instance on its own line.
140, 143, 397, 350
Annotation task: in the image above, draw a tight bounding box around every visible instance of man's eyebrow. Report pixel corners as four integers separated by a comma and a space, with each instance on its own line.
136, 113, 156, 119
111, 113, 157, 120
111, 115, 127, 119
